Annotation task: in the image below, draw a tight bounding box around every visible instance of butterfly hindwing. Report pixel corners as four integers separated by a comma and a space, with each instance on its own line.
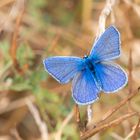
94, 62, 128, 93
90, 26, 120, 62
43, 56, 84, 84
72, 68, 100, 105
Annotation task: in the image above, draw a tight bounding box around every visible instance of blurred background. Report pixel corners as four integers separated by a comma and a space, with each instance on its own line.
0, 0, 140, 140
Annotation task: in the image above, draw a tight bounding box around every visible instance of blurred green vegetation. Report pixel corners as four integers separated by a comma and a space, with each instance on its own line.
0, 1, 83, 139
1, 0, 140, 140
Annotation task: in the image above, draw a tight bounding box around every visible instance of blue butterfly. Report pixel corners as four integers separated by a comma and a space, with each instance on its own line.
43, 25, 128, 105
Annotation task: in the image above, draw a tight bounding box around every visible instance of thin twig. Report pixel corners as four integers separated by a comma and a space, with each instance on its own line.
81, 112, 138, 140
48, 34, 60, 53
127, 48, 134, 111
132, 118, 140, 140
0, 0, 24, 32
74, 104, 83, 132
95, 88, 139, 126
86, 0, 117, 125
75, 104, 81, 124
124, 120, 140, 140
55, 110, 74, 140
87, 105, 92, 124
128, 48, 133, 94
10, 128, 23, 140
26, 99, 48, 140
110, 132, 124, 140
124, 130, 134, 140
0, 95, 34, 115
96, 0, 116, 39
123, 0, 140, 17
10, 0, 27, 74
0, 0, 15, 8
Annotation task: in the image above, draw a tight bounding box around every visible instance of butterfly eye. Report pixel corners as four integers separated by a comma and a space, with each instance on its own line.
83, 55, 88, 59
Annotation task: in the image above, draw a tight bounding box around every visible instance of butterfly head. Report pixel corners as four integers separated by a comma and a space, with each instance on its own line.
83, 55, 88, 59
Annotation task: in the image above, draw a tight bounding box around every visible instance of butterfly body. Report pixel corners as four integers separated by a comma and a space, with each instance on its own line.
84, 56, 95, 71
83, 56, 99, 81
43, 26, 128, 105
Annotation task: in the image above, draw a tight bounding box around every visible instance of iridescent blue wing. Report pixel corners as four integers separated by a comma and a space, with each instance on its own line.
43, 56, 84, 84
90, 26, 120, 62
72, 69, 101, 105
94, 62, 128, 93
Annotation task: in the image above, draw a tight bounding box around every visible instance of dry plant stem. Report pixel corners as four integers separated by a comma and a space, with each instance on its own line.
128, 48, 133, 94
132, 118, 140, 140
124, 121, 140, 140
74, 104, 83, 132
55, 110, 74, 140
127, 48, 133, 111
86, 0, 116, 125
10, 0, 26, 74
75, 104, 80, 123
87, 105, 92, 123
26, 99, 48, 140
0, 0, 25, 32
123, 0, 140, 17
1, 107, 27, 133
96, 0, 116, 38
0, 95, 34, 115
81, 112, 137, 140
0, 0, 15, 8
96, 88, 139, 126
124, 130, 134, 140
10, 128, 23, 140
110, 132, 124, 140
48, 34, 60, 53
82, 0, 92, 29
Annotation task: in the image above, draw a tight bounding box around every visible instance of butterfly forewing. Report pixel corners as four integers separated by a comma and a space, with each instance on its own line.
43, 56, 84, 84
90, 26, 120, 62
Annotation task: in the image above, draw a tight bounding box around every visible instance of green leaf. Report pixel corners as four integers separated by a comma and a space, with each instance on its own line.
16, 43, 34, 67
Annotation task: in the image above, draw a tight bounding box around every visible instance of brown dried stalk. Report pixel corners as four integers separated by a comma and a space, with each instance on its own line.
74, 104, 88, 134
96, 0, 116, 38
74, 104, 83, 132
127, 47, 135, 112
0, 0, 15, 8
81, 112, 138, 140
132, 118, 140, 140
96, 88, 139, 126
123, 0, 140, 17
124, 118, 140, 140
26, 99, 48, 140
10, 0, 27, 74
55, 110, 74, 140
80, 88, 139, 140
86, 0, 117, 125
128, 48, 133, 94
